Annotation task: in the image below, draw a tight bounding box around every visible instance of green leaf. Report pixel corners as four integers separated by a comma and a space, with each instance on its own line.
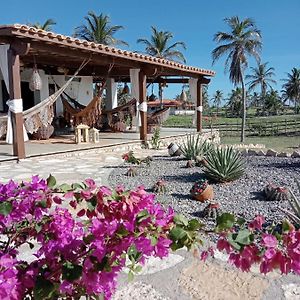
46, 174, 56, 188
128, 271, 134, 282
37, 200, 48, 208
228, 233, 241, 250
187, 219, 202, 231
134, 265, 143, 273
282, 220, 291, 233
216, 213, 235, 231
71, 182, 86, 190
236, 217, 246, 226
62, 261, 83, 282
173, 214, 189, 226
136, 209, 150, 223
35, 223, 42, 233
235, 229, 252, 245
0, 201, 12, 216
169, 226, 188, 241
58, 183, 72, 193
150, 236, 158, 246
33, 277, 56, 300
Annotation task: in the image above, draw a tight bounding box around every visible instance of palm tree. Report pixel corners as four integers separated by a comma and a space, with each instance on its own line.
226, 88, 243, 117
212, 16, 262, 142
138, 26, 186, 106
282, 68, 300, 113
246, 62, 276, 111
211, 90, 223, 115
264, 90, 283, 115
137, 26, 186, 62
29, 19, 56, 31
74, 11, 128, 46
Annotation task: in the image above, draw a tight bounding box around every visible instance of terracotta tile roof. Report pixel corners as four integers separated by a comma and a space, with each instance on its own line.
0, 24, 215, 77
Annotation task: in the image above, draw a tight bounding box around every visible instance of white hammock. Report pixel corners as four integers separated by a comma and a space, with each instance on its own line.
0, 59, 89, 138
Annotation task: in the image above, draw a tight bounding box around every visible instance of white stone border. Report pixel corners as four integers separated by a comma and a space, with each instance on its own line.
240, 148, 300, 158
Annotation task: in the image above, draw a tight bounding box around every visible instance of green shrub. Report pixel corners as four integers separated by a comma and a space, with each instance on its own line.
204, 146, 245, 182
180, 134, 213, 161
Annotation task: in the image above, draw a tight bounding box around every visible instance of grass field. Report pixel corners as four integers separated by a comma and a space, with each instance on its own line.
163, 113, 300, 128
221, 136, 300, 152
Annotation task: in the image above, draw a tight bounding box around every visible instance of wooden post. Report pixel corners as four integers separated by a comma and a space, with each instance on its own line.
139, 70, 147, 143
196, 80, 202, 132
7, 42, 29, 159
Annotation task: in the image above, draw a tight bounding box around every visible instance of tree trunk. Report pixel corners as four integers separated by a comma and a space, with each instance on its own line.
158, 83, 163, 109
241, 76, 246, 143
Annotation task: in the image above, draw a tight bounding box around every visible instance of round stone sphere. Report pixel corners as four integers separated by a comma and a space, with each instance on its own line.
168, 143, 182, 156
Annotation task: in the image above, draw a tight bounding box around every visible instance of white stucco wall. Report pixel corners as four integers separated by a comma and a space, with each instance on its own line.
0, 68, 93, 116
49, 75, 93, 116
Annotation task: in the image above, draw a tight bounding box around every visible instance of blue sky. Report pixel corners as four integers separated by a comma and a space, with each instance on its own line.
1, 0, 299, 102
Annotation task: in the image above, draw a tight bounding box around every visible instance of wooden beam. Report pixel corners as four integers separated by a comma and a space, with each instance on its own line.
196, 80, 203, 133
8, 42, 30, 159
139, 70, 147, 143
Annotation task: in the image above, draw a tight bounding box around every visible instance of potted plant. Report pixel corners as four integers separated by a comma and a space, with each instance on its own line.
190, 178, 214, 202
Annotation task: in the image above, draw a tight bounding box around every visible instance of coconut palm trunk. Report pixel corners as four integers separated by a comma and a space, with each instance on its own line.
241, 76, 247, 142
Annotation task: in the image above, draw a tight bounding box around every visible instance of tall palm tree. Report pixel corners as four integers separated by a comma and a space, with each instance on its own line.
74, 11, 128, 46
137, 26, 186, 105
282, 67, 300, 113
137, 26, 186, 63
212, 16, 262, 142
246, 62, 276, 111
211, 90, 223, 115
29, 19, 56, 31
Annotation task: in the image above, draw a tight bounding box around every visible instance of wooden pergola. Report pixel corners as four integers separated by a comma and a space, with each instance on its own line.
0, 24, 215, 159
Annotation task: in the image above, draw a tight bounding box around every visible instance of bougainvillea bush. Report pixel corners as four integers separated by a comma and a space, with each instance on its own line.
0, 176, 299, 300
0, 176, 201, 300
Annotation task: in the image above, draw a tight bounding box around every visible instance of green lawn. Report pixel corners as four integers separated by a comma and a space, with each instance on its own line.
221, 136, 300, 152
163, 114, 300, 128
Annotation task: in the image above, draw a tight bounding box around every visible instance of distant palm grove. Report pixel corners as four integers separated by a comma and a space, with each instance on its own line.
29, 13, 300, 141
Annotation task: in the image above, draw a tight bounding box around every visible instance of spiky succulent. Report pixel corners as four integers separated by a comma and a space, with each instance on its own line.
281, 181, 300, 225
203, 146, 245, 183
180, 134, 213, 161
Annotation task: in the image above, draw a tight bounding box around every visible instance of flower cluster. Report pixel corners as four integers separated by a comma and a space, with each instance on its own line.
190, 178, 209, 196
0, 176, 190, 300
203, 214, 300, 275
122, 151, 152, 166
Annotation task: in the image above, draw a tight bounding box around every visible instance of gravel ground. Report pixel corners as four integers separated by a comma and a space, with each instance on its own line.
108, 155, 300, 224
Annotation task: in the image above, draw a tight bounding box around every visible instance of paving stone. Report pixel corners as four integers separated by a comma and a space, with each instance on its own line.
282, 283, 300, 300
112, 282, 169, 300
138, 254, 185, 275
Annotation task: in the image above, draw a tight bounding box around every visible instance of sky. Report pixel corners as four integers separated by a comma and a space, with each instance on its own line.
1, 0, 299, 103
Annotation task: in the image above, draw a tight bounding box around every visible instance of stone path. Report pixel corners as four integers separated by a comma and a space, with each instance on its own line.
1, 147, 300, 299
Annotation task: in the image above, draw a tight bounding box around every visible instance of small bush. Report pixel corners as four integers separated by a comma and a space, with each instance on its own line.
204, 146, 245, 182
180, 134, 213, 161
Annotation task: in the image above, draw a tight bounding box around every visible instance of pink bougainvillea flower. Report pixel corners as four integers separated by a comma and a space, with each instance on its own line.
248, 215, 265, 231
262, 234, 278, 248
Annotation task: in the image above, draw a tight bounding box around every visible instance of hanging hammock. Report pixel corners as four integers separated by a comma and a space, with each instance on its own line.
0, 59, 90, 138
62, 82, 106, 128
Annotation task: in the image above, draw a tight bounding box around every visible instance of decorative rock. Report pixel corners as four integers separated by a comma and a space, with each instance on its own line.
291, 150, 300, 158
256, 150, 266, 156
266, 149, 278, 157
277, 152, 291, 158
167, 143, 182, 156
247, 149, 258, 156
240, 149, 248, 156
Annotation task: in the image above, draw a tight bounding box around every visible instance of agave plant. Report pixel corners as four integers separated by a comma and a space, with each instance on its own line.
281, 181, 300, 224
204, 146, 245, 183
180, 134, 213, 161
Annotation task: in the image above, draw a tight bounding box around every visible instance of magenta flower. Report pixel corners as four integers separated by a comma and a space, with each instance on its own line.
262, 234, 278, 248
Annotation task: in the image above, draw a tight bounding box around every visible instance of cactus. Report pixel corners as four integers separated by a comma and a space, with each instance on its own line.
202, 203, 222, 219
125, 167, 138, 177
153, 180, 167, 194
264, 183, 289, 201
